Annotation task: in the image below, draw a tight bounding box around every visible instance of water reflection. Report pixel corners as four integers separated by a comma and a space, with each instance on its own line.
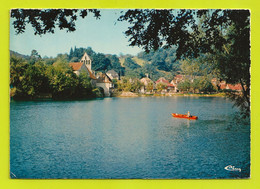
10, 97, 250, 178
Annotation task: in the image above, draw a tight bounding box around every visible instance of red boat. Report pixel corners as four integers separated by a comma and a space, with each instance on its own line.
172, 113, 198, 120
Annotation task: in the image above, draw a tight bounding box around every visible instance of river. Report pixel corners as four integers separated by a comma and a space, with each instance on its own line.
10, 96, 250, 179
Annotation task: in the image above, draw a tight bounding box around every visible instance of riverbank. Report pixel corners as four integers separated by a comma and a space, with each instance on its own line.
11, 91, 226, 101
115, 91, 226, 98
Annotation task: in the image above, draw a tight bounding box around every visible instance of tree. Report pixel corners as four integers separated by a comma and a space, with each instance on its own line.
11, 9, 101, 35
124, 57, 141, 69
68, 47, 96, 62
178, 80, 191, 93
106, 54, 124, 74
29, 49, 41, 65
180, 58, 200, 79
156, 83, 168, 92
146, 82, 154, 92
10, 55, 51, 99
118, 9, 250, 117
75, 72, 94, 98
192, 77, 215, 93
10, 55, 28, 87
130, 79, 143, 92
69, 47, 74, 59
92, 53, 112, 72
47, 64, 78, 99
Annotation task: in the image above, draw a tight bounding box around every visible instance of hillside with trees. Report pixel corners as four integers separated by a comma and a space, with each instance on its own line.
10, 46, 219, 101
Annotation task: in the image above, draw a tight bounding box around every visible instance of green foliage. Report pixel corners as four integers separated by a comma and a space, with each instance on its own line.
119, 9, 250, 116
117, 78, 143, 92
112, 79, 118, 88
70, 57, 80, 62
178, 77, 215, 93
106, 54, 125, 74
69, 47, 96, 61
29, 49, 41, 64
180, 59, 200, 78
130, 79, 144, 92
180, 55, 220, 80
192, 77, 215, 93
178, 80, 191, 93
92, 87, 105, 98
42, 56, 56, 65
124, 57, 141, 69
10, 55, 50, 99
11, 9, 101, 35
10, 55, 28, 87
124, 68, 144, 79
47, 65, 78, 99
137, 47, 181, 72
92, 53, 112, 71
226, 92, 250, 118
156, 83, 168, 92
75, 72, 95, 98
10, 54, 96, 100
146, 82, 154, 92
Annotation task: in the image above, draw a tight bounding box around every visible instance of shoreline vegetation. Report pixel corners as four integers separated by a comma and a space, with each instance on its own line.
11, 92, 227, 101
10, 48, 228, 101
115, 91, 226, 98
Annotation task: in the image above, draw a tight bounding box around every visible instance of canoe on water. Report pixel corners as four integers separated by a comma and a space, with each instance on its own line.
172, 113, 198, 120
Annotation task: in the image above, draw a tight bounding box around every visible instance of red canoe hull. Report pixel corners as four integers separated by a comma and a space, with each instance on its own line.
172, 113, 198, 120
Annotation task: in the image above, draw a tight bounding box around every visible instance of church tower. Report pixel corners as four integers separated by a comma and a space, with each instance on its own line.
80, 52, 92, 71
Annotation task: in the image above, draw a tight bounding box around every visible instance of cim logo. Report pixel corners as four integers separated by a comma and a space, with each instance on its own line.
224, 165, 241, 172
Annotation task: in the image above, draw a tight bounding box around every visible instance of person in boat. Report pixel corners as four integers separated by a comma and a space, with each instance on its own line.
187, 111, 191, 117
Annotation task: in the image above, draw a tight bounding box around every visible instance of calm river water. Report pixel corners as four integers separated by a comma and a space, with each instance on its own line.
10, 97, 250, 179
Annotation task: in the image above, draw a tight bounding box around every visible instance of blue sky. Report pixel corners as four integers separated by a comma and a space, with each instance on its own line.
10, 9, 142, 57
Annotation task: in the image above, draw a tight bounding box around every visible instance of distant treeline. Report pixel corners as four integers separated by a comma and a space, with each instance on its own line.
11, 46, 184, 82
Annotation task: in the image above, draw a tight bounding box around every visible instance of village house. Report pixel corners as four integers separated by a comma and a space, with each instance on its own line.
169, 75, 186, 93
155, 77, 175, 93
96, 72, 113, 96
140, 74, 154, 93
173, 74, 185, 84
106, 69, 119, 80
69, 52, 113, 96
218, 81, 243, 91
211, 79, 243, 92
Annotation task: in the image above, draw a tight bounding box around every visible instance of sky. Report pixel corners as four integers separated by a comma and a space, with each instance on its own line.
10, 9, 143, 57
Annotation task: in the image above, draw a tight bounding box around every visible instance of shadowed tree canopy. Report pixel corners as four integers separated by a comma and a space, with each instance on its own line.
118, 9, 249, 57
118, 9, 250, 116
11, 9, 101, 35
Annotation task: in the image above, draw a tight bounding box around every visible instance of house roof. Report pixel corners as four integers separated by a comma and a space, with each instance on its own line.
140, 77, 153, 83
156, 77, 174, 87
219, 82, 242, 91
175, 75, 184, 79
156, 77, 170, 84
86, 67, 97, 80
69, 62, 97, 80
107, 69, 118, 75
96, 73, 112, 83
226, 84, 243, 91
69, 62, 83, 71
